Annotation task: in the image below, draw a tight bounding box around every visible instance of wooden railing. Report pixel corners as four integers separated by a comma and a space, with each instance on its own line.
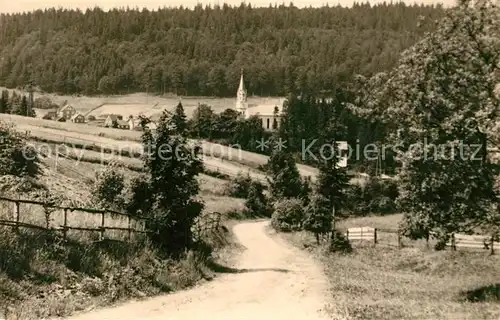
0, 197, 222, 242
344, 226, 498, 255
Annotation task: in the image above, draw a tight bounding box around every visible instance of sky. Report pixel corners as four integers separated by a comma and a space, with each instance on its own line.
1, 0, 455, 14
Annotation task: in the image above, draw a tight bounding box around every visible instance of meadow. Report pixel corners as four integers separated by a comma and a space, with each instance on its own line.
281, 214, 500, 320
2, 87, 283, 119
0, 113, 295, 182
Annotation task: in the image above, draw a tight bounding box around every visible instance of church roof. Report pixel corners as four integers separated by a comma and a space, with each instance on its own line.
238, 71, 246, 93
246, 103, 283, 117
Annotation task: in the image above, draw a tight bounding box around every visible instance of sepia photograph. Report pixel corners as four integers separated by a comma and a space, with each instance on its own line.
0, 0, 499, 319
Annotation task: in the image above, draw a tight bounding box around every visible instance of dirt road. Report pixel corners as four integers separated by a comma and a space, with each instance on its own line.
64, 221, 333, 320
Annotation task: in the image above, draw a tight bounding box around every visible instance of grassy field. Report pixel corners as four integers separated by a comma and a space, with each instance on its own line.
0, 113, 274, 182
2, 87, 283, 118
0, 112, 319, 179
281, 214, 500, 320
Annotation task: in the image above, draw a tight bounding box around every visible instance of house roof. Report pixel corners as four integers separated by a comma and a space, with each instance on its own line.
58, 104, 74, 112
70, 113, 83, 120
245, 103, 283, 117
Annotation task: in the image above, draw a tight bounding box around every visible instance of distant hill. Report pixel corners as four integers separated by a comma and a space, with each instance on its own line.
0, 3, 445, 97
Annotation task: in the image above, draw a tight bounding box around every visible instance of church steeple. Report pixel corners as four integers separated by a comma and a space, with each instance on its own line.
238, 69, 245, 93
236, 68, 247, 117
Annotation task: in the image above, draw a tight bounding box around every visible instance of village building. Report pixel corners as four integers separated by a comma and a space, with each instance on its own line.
128, 117, 158, 131
70, 113, 85, 123
57, 104, 77, 120
116, 120, 130, 129
235, 71, 285, 131
128, 117, 141, 130
104, 114, 123, 127
43, 110, 57, 120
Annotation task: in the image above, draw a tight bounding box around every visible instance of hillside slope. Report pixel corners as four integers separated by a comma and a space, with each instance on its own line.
0, 5, 444, 96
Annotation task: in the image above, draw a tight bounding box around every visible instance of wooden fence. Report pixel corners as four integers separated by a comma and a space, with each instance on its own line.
344, 226, 499, 255
0, 197, 222, 242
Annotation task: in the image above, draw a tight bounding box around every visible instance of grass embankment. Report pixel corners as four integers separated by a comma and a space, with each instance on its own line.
0, 181, 241, 320
0, 148, 247, 319
281, 214, 500, 320
0, 223, 235, 320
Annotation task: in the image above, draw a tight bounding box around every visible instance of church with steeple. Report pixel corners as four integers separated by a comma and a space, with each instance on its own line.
235, 70, 248, 118
235, 70, 285, 132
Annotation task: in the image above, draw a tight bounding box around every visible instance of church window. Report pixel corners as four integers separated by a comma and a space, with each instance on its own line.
267, 118, 270, 129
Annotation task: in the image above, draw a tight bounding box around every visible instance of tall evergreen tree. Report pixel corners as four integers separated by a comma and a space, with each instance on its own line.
171, 101, 187, 135
266, 149, 303, 202
141, 109, 204, 254
0, 90, 9, 114
316, 139, 350, 238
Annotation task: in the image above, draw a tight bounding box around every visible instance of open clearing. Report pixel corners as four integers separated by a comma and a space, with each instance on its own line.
1, 87, 283, 118
62, 220, 333, 320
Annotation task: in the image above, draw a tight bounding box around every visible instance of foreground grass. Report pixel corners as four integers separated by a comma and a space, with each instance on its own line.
281, 228, 500, 320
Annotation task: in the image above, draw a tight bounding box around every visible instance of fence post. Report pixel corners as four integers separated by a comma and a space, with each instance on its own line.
14, 201, 20, 234
397, 232, 402, 248
127, 215, 132, 241
490, 235, 495, 255
374, 228, 377, 246
100, 212, 105, 240
346, 229, 349, 241
63, 208, 68, 240
425, 232, 430, 249
451, 233, 456, 251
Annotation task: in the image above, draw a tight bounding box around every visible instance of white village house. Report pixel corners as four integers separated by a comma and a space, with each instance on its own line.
70, 113, 85, 123
57, 104, 77, 120
235, 71, 285, 131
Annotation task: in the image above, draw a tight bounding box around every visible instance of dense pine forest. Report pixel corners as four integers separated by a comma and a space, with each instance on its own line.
0, 3, 445, 96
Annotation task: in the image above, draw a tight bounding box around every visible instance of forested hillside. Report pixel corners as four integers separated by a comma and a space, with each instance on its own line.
0, 3, 445, 96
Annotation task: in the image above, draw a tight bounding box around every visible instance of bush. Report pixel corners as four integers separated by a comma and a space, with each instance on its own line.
329, 230, 352, 253
303, 194, 332, 242
91, 167, 125, 209
224, 173, 252, 198
121, 174, 154, 217
345, 177, 399, 216
245, 182, 271, 217
270, 198, 305, 232
0, 121, 40, 178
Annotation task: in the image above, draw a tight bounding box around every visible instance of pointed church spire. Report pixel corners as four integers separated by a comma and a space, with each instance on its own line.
238, 68, 245, 92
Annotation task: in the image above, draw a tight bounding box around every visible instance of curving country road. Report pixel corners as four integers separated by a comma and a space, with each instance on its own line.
63, 221, 332, 320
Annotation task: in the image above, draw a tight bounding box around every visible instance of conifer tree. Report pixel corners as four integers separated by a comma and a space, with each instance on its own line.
0, 90, 9, 114
266, 149, 303, 202
141, 109, 204, 254
171, 101, 187, 135
316, 139, 350, 238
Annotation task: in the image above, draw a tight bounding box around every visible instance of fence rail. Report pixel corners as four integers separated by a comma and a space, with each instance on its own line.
0, 197, 222, 243
343, 226, 498, 255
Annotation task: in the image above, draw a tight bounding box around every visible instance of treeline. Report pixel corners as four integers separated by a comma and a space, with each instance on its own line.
0, 90, 36, 117
0, 3, 444, 96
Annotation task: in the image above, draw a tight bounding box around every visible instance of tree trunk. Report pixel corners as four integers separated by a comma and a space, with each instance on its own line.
330, 204, 336, 241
